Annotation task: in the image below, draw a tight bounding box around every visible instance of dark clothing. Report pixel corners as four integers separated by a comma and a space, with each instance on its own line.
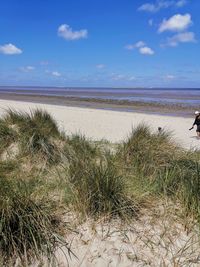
193, 115, 200, 132
193, 116, 200, 126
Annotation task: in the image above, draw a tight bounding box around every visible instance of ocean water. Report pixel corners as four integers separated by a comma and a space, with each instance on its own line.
0, 86, 200, 106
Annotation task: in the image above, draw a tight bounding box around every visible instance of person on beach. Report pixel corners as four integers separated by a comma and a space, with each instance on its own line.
190, 111, 200, 137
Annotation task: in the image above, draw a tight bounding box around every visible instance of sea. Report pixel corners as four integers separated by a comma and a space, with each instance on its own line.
0, 86, 200, 107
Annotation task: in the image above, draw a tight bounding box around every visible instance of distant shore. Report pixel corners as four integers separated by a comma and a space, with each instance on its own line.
0, 92, 195, 117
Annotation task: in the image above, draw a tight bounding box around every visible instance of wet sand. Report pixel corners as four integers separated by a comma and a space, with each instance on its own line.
0, 92, 195, 117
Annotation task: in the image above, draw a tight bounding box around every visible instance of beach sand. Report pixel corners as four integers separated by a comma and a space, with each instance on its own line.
0, 99, 199, 149
36, 203, 200, 267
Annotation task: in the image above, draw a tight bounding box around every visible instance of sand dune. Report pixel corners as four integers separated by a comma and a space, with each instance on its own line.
1, 98, 200, 266
0, 99, 199, 149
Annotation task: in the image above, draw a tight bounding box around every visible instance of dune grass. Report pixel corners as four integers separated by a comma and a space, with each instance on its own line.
0, 160, 19, 177
0, 119, 17, 155
4, 109, 59, 134
1, 109, 200, 265
1, 109, 62, 163
153, 155, 200, 221
0, 173, 71, 265
117, 124, 200, 223
0, 110, 71, 265
60, 134, 137, 218
66, 152, 137, 218
118, 124, 179, 176
64, 134, 99, 163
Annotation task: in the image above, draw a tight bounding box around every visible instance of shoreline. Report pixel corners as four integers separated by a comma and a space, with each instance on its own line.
0, 92, 195, 118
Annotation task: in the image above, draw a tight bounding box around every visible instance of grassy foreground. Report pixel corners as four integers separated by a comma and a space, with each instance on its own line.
0, 109, 200, 266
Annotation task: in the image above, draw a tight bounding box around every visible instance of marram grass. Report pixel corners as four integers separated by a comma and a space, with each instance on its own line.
1, 109, 62, 163
118, 124, 179, 176
1, 109, 200, 265
0, 119, 17, 155
66, 149, 138, 219
0, 174, 71, 265
118, 124, 200, 223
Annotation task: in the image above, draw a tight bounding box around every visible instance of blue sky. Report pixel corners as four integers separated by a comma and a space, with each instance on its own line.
0, 0, 200, 87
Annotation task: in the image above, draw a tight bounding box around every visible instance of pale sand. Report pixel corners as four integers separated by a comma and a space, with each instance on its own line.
0, 99, 199, 149
36, 203, 200, 267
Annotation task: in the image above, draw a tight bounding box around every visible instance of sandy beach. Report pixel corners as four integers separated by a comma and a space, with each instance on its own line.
0, 99, 199, 149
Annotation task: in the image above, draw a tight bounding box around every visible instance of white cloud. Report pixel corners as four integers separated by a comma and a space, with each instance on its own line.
139, 46, 155, 55
0, 43, 22, 55
58, 24, 88, 40
165, 31, 196, 46
52, 71, 61, 77
96, 64, 105, 69
126, 41, 155, 55
125, 41, 145, 50
138, 0, 187, 12
20, 66, 35, 72
138, 3, 158, 12
135, 41, 146, 48
158, 13, 192, 33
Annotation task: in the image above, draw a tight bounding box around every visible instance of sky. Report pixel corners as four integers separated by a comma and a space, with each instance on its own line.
0, 0, 200, 88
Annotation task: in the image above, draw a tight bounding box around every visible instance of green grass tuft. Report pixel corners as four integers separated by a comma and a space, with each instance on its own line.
0, 175, 69, 265
64, 134, 99, 162
67, 152, 138, 219
2, 109, 62, 163
118, 124, 178, 176
0, 119, 17, 154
